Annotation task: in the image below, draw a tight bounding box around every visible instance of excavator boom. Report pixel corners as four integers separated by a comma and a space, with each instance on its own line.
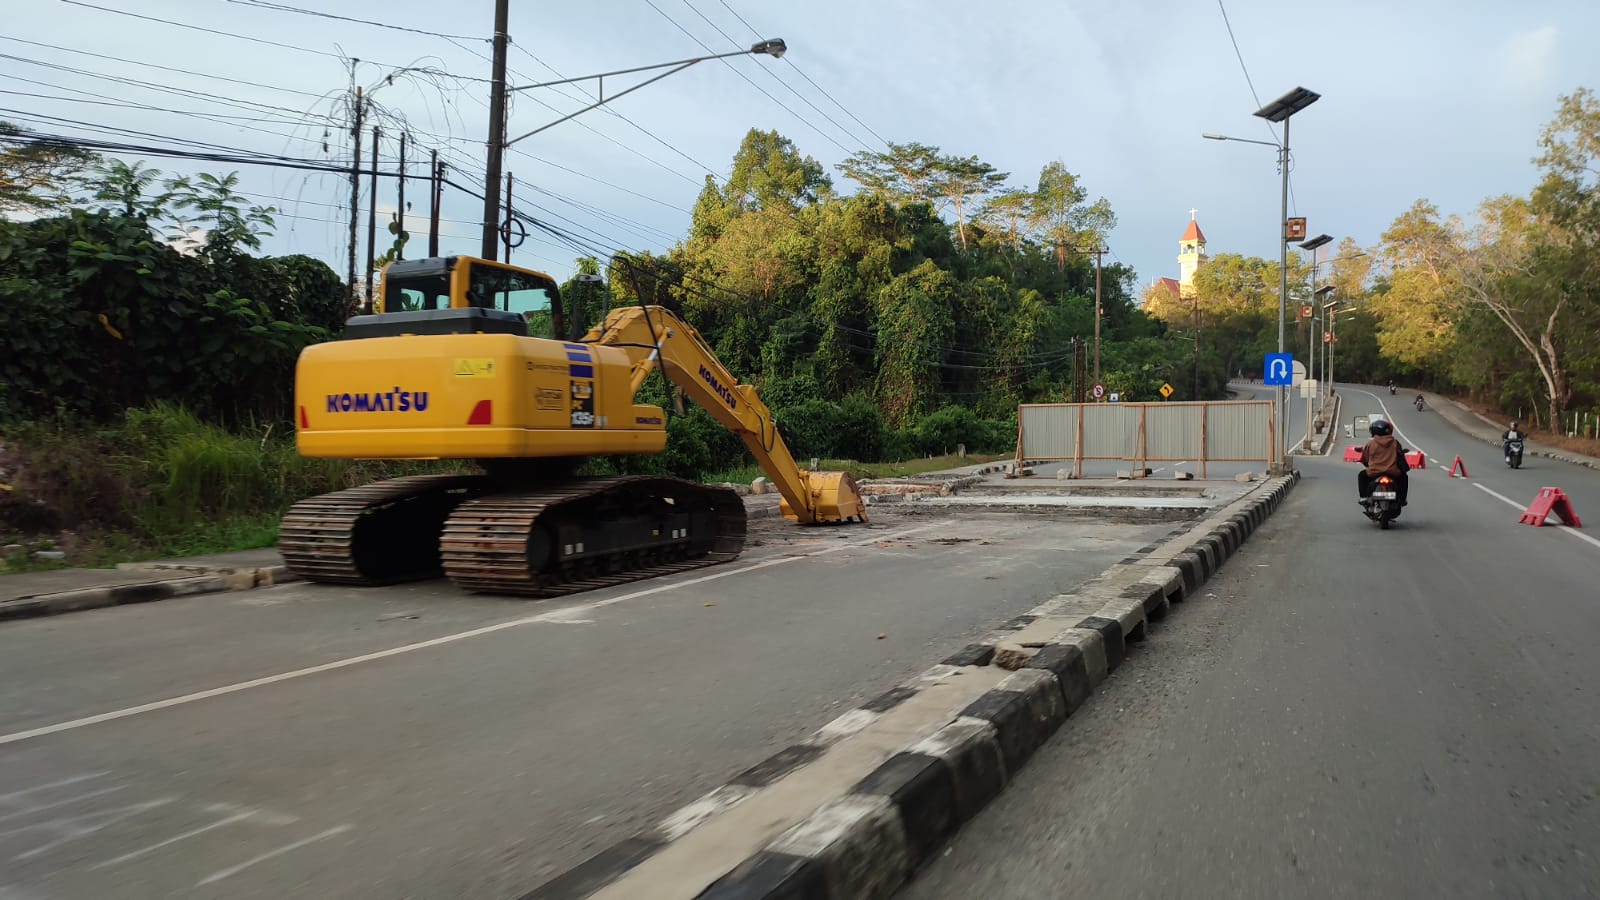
579, 305, 866, 525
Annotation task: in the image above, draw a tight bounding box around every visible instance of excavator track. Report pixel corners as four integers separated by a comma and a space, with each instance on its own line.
278, 474, 491, 585
439, 475, 747, 597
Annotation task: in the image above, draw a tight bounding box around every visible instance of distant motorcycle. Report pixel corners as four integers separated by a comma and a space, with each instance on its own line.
1362, 475, 1403, 529
1389, 385, 1396, 395
1505, 435, 1524, 469
1413, 395, 1426, 411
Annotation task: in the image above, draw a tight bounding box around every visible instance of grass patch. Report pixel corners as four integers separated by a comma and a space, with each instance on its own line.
1, 403, 463, 569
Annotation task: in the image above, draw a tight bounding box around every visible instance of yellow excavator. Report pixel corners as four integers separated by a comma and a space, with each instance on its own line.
279, 255, 867, 596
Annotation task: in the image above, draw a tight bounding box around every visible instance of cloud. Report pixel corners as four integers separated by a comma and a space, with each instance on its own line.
1501, 26, 1559, 96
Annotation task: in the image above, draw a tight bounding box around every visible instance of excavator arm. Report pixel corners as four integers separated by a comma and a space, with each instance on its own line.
579, 305, 867, 525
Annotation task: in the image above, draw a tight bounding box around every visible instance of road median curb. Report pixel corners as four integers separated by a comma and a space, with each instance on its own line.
522, 470, 1302, 899
0, 564, 302, 622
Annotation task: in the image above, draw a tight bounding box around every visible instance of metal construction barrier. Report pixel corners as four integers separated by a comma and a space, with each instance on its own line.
1016, 400, 1276, 478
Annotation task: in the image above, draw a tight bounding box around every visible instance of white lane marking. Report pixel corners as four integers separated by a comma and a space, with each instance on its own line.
1351, 388, 1427, 458
89, 810, 255, 869
0, 521, 955, 748
1473, 483, 1600, 551
195, 824, 352, 886
0, 773, 108, 804
0, 785, 127, 823
10, 798, 174, 861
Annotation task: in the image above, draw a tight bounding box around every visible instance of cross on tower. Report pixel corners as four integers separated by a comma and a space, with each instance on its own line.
1189, 207, 1199, 221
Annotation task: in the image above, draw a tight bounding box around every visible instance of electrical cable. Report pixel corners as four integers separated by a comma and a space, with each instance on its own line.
714, 0, 890, 148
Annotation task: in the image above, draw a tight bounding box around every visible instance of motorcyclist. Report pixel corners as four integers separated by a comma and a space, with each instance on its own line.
1504, 420, 1527, 460
1388, 380, 1396, 395
1358, 418, 1410, 507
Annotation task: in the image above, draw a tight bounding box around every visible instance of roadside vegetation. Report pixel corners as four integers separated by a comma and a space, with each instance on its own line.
1141, 86, 1600, 455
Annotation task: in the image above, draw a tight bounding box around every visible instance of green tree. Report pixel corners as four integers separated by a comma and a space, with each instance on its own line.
1029, 161, 1116, 270
167, 171, 277, 260
724, 128, 829, 212
931, 154, 1007, 250
1, 122, 94, 215
80, 158, 174, 220
835, 141, 944, 206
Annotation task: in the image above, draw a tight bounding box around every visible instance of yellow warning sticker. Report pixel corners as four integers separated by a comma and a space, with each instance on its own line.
454, 358, 495, 378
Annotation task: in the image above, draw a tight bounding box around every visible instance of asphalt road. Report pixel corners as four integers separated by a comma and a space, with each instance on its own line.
902, 383, 1600, 899
0, 507, 1174, 899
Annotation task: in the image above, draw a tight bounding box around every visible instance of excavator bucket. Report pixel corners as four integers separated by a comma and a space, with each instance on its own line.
782, 471, 869, 524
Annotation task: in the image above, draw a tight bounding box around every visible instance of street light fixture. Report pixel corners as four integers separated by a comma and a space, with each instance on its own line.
502, 39, 788, 145
1201, 85, 1321, 467
1299, 234, 1332, 410
478, 33, 788, 258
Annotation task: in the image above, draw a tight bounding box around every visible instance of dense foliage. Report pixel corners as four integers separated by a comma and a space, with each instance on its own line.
0, 153, 345, 425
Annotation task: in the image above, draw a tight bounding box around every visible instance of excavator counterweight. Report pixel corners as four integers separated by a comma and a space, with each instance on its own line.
280, 255, 866, 596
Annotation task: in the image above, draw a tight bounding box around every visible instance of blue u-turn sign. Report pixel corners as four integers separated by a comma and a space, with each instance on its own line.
1264, 353, 1294, 386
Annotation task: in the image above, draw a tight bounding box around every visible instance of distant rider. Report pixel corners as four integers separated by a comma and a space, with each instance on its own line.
1504, 420, 1527, 460
1358, 418, 1410, 507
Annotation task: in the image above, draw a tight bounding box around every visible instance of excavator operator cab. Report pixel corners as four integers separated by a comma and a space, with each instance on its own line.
345, 256, 566, 340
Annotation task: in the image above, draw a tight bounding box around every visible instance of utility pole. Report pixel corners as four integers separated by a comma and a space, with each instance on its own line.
396, 132, 407, 261
501, 172, 514, 262
365, 125, 380, 312
347, 85, 364, 305
481, 0, 511, 260
428, 149, 441, 257
1092, 246, 1104, 381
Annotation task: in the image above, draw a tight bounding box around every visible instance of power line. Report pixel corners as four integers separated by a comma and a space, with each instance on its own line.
223, 0, 489, 42
643, 0, 855, 155
0, 53, 340, 126
440, 34, 705, 186
679, 0, 876, 151
0, 36, 331, 101
509, 42, 724, 182
1213, 0, 1281, 144
715, 0, 890, 148
0, 86, 333, 150
57, 0, 491, 83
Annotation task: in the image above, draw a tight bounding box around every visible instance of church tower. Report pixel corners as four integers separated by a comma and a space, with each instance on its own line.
1177, 209, 1207, 298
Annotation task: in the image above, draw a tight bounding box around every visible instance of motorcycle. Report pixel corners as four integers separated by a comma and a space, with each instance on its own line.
1389, 385, 1396, 395
1362, 475, 1403, 529
1505, 436, 1524, 469
1413, 395, 1426, 411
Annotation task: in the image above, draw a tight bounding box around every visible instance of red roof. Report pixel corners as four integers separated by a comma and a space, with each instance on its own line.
1157, 277, 1181, 294
1181, 220, 1206, 243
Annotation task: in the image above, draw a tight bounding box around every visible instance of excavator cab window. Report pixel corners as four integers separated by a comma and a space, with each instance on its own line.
465, 261, 562, 339
385, 275, 450, 313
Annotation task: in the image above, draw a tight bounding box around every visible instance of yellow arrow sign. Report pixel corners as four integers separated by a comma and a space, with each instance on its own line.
1160, 383, 1174, 398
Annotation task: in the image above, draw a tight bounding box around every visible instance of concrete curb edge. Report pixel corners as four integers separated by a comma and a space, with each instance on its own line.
0, 565, 303, 622
524, 470, 1304, 899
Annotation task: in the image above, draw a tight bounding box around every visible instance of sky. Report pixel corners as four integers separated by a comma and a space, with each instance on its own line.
4, 0, 1596, 304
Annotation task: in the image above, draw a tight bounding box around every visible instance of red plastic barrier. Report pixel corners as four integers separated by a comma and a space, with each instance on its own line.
1519, 486, 1582, 527
1405, 450, 1426, 470
1343, 446, 1363, 463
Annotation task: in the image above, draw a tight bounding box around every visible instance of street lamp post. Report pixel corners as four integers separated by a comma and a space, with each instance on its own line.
478, 33, 788, 259
1299, 233, 1332, 417
1203, 85, 1320, 468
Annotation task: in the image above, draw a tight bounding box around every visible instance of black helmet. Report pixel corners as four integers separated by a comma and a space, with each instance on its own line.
1369, 418, 1392, 436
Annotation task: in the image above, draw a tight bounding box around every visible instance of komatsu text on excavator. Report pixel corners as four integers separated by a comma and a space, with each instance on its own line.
280, 255, 868, 597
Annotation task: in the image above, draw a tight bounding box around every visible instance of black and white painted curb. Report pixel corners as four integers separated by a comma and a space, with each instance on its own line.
519, 472, 1302, 900
0, 565, 301, 622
